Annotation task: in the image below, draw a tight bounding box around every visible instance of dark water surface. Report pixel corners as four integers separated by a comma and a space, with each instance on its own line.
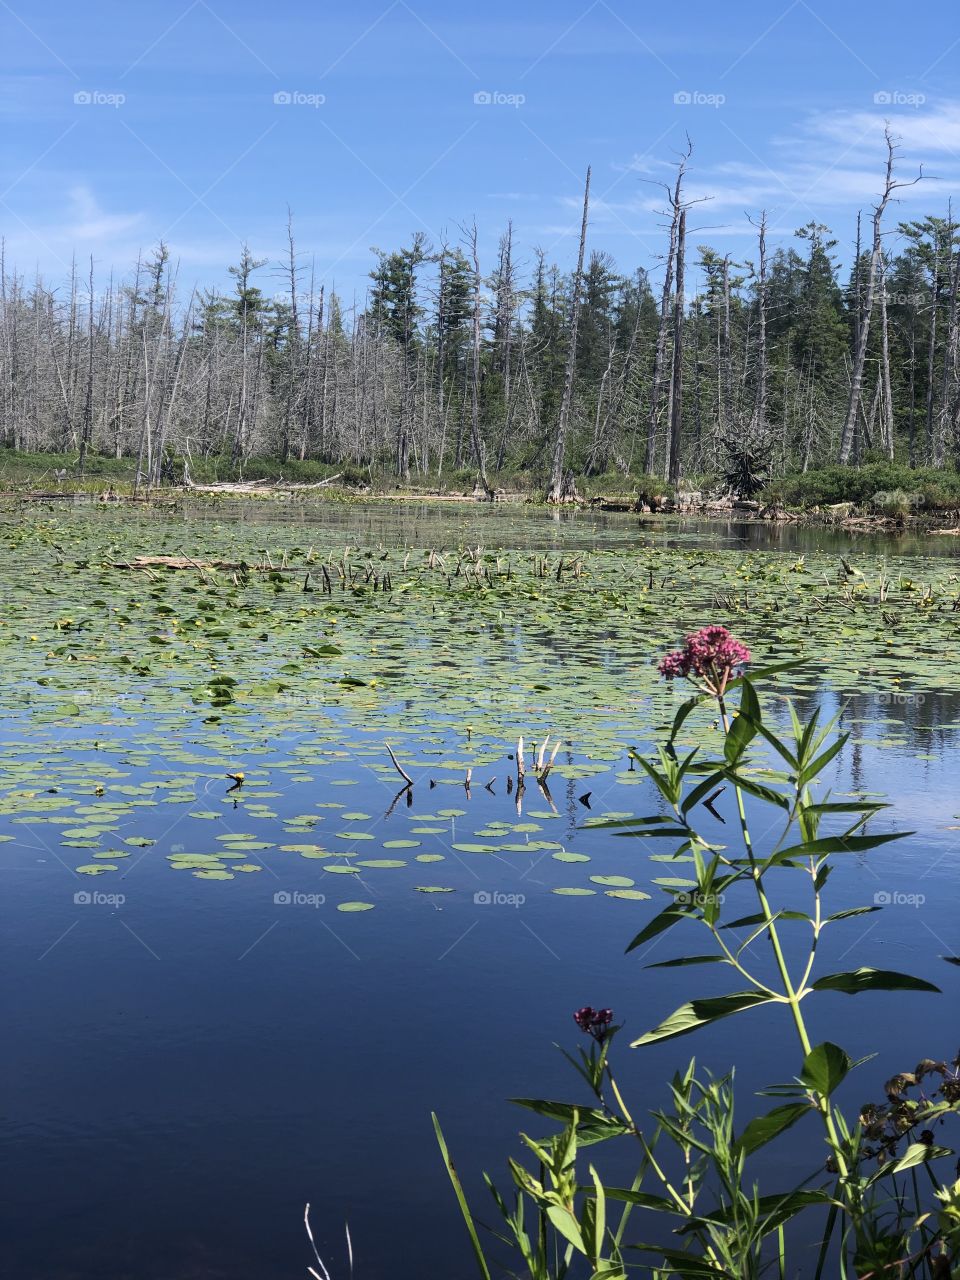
3, 502, 959, 1279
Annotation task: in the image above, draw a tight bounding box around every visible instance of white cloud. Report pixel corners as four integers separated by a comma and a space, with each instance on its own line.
804, 102, 960, 156
602, 100, 960, 237
64, 185, 143, 241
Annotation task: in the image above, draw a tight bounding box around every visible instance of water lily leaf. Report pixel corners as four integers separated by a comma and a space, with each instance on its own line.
337, 901, 375, 912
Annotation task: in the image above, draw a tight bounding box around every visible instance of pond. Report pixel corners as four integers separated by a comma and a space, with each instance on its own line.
3, 498, 960, 1278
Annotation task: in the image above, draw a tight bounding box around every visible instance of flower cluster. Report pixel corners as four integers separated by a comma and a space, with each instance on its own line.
573, 1006, 614, 1042
658, 624, 751, 695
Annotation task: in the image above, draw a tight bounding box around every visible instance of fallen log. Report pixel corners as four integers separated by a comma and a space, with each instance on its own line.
111, 555, 298, 571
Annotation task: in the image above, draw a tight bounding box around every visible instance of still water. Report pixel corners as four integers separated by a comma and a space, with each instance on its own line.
2, 501, 959, 1278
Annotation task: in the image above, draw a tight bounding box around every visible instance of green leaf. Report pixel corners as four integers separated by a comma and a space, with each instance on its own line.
510, 1098, 611, 1127
433, 1114, 493, 1280
547, 1204, 586, 1254
798, 1042, 853, 1096
669, 694, 703, 743
729, 657, 806, 686
722, 772, 791, 809
601, 1188, 677, 1213
625, 903, 691, 952
631, 990, 775, 1046
763, 831, 909, 868
798, 735, 847, 788
679, 1188, 834, 1235
736, 1102, 812, 1156
629, 751, 678, 807
724, 682, 759, 765
721, 910, 808, 930
825, 906, 881, 923
645, 955, 726, 970
811, 968, 940, 995
867, 1141, 953, 1183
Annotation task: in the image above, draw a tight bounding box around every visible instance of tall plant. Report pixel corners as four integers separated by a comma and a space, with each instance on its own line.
437, 628, 960, 1277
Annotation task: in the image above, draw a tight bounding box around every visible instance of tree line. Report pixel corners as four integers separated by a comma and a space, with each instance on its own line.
0, 132, 958, 493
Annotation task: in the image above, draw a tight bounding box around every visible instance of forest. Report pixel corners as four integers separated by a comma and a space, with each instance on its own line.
1, 135, 958, 497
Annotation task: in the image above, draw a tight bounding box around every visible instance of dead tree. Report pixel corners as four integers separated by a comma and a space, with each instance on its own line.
839, 129, 922, 463
464, 221, 492, 496
644, 142, 690, 475
749, 212, 769, 442
878, 250, 895, 460
666, 208, 687, 484
546, 165, 590, 504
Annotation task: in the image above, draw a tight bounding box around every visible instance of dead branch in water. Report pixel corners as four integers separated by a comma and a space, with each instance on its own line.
113, 554, 300, 572
385, 742, 413, 786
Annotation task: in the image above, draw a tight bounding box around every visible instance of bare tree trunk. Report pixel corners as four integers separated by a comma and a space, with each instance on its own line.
77, 257, 95, 472
751, 212, 769, 441
645, 151, 688, 475
466, 223, 491, 496
943, 228, 960, 461
926, 241, 941, 465
667, 208, 686, 485
878, 250, 895, 460
839, 130, 921, 463
546, 165, 590, 503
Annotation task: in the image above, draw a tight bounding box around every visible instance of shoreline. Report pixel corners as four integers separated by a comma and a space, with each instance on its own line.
3, 482, 960, 535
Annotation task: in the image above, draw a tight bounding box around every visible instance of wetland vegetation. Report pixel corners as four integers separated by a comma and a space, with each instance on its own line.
4, 495, 960, 1276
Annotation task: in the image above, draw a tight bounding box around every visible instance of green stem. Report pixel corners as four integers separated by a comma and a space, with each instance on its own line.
717, 695, 853, 1192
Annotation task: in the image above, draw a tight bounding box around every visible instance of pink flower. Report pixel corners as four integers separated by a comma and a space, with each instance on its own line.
658, 625, 751, 695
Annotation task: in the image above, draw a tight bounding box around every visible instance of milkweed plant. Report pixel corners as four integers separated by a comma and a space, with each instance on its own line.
435, 627, 960, 1279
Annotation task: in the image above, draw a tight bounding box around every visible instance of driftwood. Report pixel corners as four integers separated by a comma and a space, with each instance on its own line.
182, 474, 342, 494
112, 555, 298, 571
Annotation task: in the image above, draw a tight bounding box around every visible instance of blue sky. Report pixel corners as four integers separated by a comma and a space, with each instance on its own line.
3, 0, 959, 305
